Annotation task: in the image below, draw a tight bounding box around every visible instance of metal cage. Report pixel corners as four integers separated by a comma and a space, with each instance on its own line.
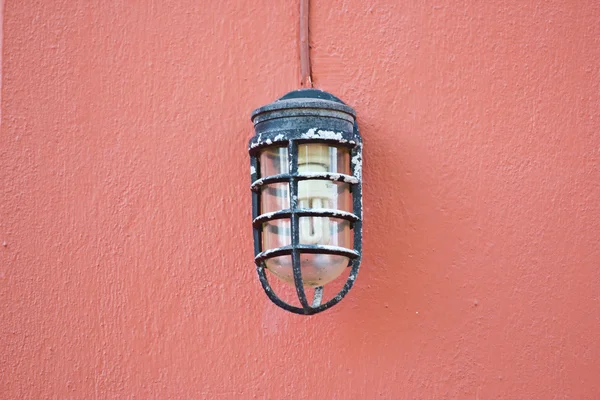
249, 89, 363, 315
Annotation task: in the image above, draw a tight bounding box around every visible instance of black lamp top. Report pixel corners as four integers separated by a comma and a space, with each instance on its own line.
251, 89, 356, 123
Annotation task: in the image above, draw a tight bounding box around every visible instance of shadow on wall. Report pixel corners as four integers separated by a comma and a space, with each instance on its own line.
335, 118, 463, 356
257, 113, 472, 367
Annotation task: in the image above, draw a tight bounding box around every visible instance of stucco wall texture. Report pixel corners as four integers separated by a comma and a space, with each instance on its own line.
1, 1, 599, 398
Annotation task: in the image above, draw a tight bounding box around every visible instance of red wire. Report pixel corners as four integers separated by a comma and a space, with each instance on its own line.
300, 0, 312, 87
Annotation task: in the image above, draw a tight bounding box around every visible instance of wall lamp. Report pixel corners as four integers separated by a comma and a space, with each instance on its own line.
249, 89, 363, 315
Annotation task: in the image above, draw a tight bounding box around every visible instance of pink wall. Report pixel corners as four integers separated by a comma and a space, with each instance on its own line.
1, 1, 599, 398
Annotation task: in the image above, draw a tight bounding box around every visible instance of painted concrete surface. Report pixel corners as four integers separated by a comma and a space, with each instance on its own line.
1, 1, 599, 398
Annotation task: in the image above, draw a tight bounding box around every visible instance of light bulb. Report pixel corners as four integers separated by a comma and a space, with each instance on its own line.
298, 144, 332, 246
260, 144, 353, 287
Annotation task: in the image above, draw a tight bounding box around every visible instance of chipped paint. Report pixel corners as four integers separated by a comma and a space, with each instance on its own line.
258, 247, 290, 259
298, 172, 359, 184
326, 210, 356, 219
303, 128, 318, 137
250, 177, 265, 189
250, 128, 356, 152
302, 128, 348, 143
296, 208, 358, 220
255, 210, 280, 221
257, 243, 358, 260
302, 209, 354, 218
254, 208, 358, 224
248, 132, 264, 150
351, 147, 362, 180
249, 133, 288, 151
250, 165, 256, 175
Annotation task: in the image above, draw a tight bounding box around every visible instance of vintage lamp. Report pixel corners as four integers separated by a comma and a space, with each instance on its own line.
249, 89, 363, 315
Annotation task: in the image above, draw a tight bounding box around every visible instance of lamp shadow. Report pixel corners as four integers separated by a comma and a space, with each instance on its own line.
331, 123, 464, 356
